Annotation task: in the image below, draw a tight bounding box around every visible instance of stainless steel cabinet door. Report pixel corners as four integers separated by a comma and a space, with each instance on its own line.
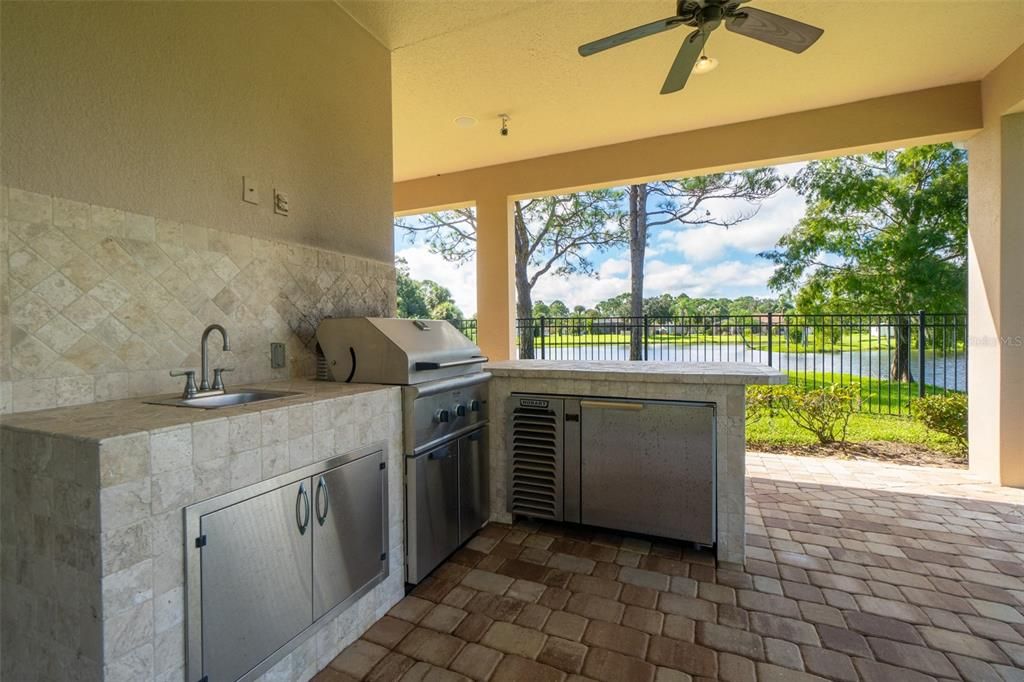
580, 400, 715, 544
407, 441, 460, 583
458, 427, 489, 544
312, 450, 385, 620
200, 479, 313, 682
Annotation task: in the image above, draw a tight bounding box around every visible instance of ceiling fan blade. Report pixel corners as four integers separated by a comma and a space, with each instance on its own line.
660, 30, 704, 95
579, 16, 684, 57
725, 7, 823, 53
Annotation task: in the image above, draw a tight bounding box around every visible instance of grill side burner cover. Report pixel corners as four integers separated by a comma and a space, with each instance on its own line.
316, 317, 486, 385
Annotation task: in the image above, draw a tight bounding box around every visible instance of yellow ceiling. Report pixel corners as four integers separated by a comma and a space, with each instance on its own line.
338, 0, 1024, 182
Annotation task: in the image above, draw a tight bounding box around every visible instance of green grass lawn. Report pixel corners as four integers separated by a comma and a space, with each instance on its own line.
747, 371, 964, 457
746, 410, 959, 453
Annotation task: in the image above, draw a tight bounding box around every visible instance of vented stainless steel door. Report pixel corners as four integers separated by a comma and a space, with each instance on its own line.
508, 396, 564, 520
200, 479, 313, 682
407, 441, 460, 583
580, 400, 715, 544
458, 427, 489, 544
312, 450, 385, 620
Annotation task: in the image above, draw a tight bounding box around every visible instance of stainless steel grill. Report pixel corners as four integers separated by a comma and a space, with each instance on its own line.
315, 317, 491, 584
317, 317, 487, 386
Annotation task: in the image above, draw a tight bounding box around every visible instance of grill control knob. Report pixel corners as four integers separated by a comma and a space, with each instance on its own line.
454, 404, 467, 417
434, 409, 450, 423
469, 400, 481, 412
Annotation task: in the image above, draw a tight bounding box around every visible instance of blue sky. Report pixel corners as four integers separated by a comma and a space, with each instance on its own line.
396, 163, 806, 316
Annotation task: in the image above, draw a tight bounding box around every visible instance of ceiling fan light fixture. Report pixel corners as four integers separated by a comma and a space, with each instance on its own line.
692, 53, 718, 75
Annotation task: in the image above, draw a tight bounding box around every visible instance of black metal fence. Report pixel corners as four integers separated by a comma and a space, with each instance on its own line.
454, 314, 967, 416
454, 319, 477, 342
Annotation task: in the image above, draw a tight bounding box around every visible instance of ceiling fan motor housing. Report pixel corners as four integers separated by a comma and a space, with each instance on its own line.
677, 1, 741, 30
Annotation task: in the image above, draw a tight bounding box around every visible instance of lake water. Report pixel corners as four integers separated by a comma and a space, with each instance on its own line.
526, 343, 967, 392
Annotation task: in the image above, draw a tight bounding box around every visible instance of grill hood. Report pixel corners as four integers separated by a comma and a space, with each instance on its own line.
316, 317, 487, 385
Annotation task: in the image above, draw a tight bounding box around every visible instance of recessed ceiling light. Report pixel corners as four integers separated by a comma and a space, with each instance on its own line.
454, 116, 477, 128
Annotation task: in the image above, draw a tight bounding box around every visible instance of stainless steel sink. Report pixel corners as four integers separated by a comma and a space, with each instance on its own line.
145, 390, 301, 410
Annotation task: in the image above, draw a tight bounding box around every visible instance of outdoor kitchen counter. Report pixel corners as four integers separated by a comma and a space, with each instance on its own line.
0, 377, 394, 441
0, 378, 405, 681
484, 359, 787, 384
485, 360, 786, 567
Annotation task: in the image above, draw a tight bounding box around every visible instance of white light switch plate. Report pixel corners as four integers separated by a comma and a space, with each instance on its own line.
273, 189, 289, 216
243, 176, 259, 205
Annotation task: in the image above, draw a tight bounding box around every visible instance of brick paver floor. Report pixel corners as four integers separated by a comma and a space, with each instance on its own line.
316, 453, 1024, 681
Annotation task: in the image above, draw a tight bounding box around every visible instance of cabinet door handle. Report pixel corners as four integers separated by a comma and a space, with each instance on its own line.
296, 482, 311, 535
315, 475, 329, 526
580, 400, 644, 411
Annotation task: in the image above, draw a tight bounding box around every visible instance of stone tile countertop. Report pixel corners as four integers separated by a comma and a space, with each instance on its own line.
484, 360, 787, 385
0, 378, 390, 441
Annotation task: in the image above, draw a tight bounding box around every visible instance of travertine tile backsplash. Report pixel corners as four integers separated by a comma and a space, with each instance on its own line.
0, 187, 396, 413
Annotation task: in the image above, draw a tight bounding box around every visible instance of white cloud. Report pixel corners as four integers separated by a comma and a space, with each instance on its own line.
397, 246, 783, 315
528, 258, 779, 309
654, 187, 805, 262
598, 258, 630, 277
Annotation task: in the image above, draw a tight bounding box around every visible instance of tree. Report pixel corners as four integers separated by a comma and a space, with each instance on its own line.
762, 143, 967, 382
643, 293, 676, 318
396, 191, 626, 358
595, 293, 632, 317
430, 300, 464, 323
626, 169, 784, 359
547, 300, 570, 318
396, 258, 430, 319
395, 258, 465, 322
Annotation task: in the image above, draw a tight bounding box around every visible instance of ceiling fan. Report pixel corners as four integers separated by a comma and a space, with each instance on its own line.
578, 0, 824, 95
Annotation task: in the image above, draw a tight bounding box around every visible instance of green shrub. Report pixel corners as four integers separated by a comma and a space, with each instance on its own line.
914, 393, 967, 455
766, 384, 860, 444
746, 385, 787, 423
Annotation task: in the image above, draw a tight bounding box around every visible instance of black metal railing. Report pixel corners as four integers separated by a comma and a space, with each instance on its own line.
492, 313, 965, 416
451, 319, 477, 342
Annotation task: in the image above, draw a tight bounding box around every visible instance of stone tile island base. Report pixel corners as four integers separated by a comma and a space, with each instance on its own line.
0, 379, 405, 682
484, 361, 786, 567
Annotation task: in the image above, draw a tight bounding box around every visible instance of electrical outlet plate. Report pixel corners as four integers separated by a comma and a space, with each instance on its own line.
270, 342, 286, 369
243, 176, 259, 205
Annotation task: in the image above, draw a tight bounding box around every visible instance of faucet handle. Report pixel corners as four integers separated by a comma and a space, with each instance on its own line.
170, 369, 198, 399
212, 367, 234, 392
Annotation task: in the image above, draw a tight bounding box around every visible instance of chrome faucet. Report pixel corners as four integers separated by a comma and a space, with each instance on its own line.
200, 324, 231, 391
169, 324, 233, 399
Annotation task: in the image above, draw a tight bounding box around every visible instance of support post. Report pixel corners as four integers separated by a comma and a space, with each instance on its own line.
643, 316, 649, 361
968, 104, 1024, 486
918, 310, 927, 398
767, 313, 774, 367
474, 196, 515, 361
539, 316, 546, 360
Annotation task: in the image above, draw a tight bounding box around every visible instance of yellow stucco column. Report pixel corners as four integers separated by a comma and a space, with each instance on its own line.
475, 195, 516, 361
968, 112, 1024, 488
967, 43, 1024, 488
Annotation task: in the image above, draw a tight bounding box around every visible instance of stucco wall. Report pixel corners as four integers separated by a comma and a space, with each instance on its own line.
967, 43, 1024, 487
1, 1, 393, 263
